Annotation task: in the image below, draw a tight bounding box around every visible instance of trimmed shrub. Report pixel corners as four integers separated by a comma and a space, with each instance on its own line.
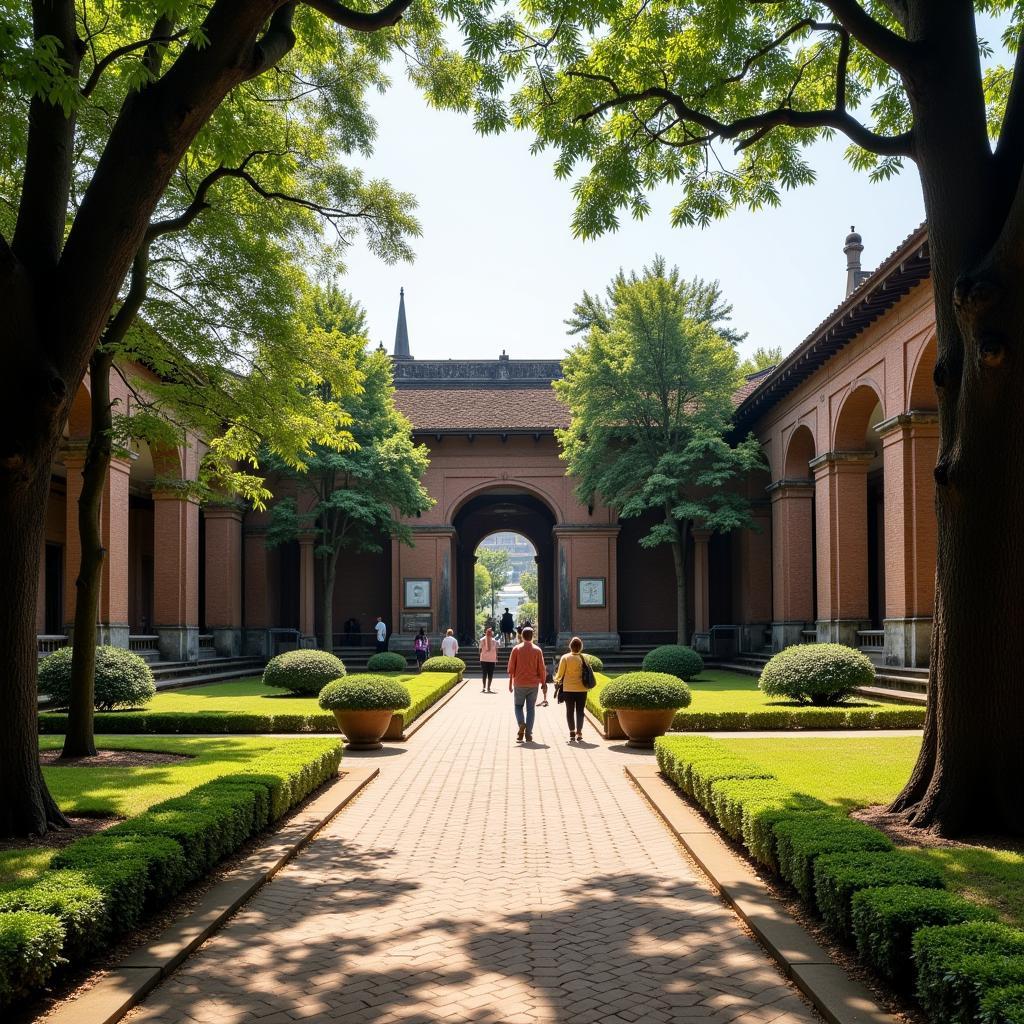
813, 850, 945, 940
367, 652, 408, 673
263, 649, 346, 695
400, 672, 462, 727
914, 922, 1024, 1024
851, 886, 996, 987
708, 777, 826, 853
38, 645, 155, 711
773, 814, 892, 901
0, 911, 65, 1009
583, 653, 604, 672
759, 643, 874, 706
420, 656, 466, 678
318, 674, 411, 711
980, 984, 1024, 1024
601, 672, 692, 711
642, 645, 704, 680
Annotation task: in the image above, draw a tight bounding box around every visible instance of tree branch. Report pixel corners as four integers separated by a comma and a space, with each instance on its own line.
817, 0, 915, 71
81, 25, 188, 97
995, 28, 1024, 195
250, 3, 297, 79
301, 0, 413, 31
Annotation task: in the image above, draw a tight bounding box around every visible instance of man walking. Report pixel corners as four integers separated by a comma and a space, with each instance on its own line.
374, 616, 387, 654
441, 628, 459, 657
507, 626, 547, 743
500, 607, 514, 646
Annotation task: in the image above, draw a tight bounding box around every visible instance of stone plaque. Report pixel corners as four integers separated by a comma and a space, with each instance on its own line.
401, 612, 433, 633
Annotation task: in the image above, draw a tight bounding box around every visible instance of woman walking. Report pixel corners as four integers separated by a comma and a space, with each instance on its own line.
479, 626, 498, 693
413, 628, 430, 671
554, 636, 591, 742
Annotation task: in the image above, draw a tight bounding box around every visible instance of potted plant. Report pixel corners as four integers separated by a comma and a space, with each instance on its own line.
318, 674, 411, 750
600, 672, 692, 748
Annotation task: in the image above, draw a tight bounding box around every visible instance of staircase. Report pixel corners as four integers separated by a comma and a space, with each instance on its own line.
152, 656, 266, 690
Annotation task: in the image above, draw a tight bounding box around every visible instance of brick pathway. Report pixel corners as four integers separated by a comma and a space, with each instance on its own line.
129, 682, 819, 1024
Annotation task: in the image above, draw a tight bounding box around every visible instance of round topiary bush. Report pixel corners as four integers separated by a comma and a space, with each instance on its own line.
38, 645, 156, 711
600, 672, 692, 710
642, 645, 704, 680
759, 643, 875, 706
263, 649, 346, 696
367, 651, 408, 673
420, 655, 466, 678
583, 653, 604, 672
318, 674, 411, 711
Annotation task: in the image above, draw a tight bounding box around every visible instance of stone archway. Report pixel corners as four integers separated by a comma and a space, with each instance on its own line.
452, 491, 557, 644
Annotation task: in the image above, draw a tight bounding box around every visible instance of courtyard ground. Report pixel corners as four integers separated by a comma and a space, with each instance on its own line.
126, 680, 820, 1024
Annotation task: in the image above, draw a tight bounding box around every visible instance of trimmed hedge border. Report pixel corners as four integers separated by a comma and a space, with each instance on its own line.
0, 739, 341, 1010
399, 671, 461, 727
654, 735, 1024, 1023
39, 709, 340, 734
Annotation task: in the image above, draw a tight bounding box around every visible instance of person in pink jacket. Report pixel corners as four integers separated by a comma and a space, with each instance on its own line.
479, 626, 498, 693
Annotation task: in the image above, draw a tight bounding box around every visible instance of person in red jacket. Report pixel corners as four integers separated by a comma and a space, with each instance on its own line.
507, 626, 547, 742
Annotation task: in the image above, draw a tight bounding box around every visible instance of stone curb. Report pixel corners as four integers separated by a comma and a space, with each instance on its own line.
626, 765, 897, 1024
45, 767, 379, 1024
402, 677, 469, 740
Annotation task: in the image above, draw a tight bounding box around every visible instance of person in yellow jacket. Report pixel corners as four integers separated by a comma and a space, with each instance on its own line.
554, 636, 589, 742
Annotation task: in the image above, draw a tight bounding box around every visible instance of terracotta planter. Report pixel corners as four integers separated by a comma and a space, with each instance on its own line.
613, 707, 678, 748
331, 708, 396, 750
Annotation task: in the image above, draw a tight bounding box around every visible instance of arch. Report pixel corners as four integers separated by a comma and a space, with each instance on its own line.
784, 425, 816, 479
66, 380, 92, 440
909, 335, 938, 411
447, 478, 562, 528
834, 382, 885, 451
152, 442, 184, 481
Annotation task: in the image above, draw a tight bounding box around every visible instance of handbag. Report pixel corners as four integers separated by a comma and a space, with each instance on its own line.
580, 655, 596, 690
554, 682, 565, 703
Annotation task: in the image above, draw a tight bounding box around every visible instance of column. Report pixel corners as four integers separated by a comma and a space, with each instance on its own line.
553, 526, 620, 650
692, 529, 711, 653
204, 504, 243, 657
767, 481, 814, 649
243, 528, 273, 657
153, 490, 200, 662
298, 533, 316, 644
879, 412, 939, 666
811, 451, 872, 646
733, 502, 773, 651
61, 445, 132, 647
390, 526, 454, 651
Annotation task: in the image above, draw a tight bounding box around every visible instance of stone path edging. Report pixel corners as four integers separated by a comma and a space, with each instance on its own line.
627, 764, 897, 1024
44, 767, 379, 1024
400, 676, 468, 739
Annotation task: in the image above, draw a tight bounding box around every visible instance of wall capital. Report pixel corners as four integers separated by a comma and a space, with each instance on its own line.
151, 487, 201, 505
808, 450, 874, 473
691, 529, 712, 544
552, 525, 620, 539
203, 503, 245, 522
765, 478, 814, 496
875, 410, 940, 437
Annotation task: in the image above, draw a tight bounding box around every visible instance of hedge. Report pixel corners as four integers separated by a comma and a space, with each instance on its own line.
913, 922, 1024, 1024
600, 672, 692, 712
318, 675, 411, 712
0, 739, 341, 1010
366, 652, 408, 672
652, 735, 1024, 1024
759, 643, 875, 706
812, 850, 945, 941
39, 709, 341, 734
263, 650, 346, 695
399, 672, 461, 727
668, 705, 926, 731
419, 656, 466, 677
642, 645, 704, 680
851, 886, 996, 987
39, 645, 155, 711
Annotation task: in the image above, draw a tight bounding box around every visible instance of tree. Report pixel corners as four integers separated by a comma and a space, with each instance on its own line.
738, 346, 784, 378
475, 561, 493, 614
519, 568, 538, 602
517, 600, 538, 625
267, 291, 432, 650
0, 0, 452, 837
477, 548, 511, 620
453, 0, 1024, 837
555, 259, 764, 644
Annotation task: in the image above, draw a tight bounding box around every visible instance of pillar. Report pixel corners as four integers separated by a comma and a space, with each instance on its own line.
732, 502, 773, 651
153, 490, 200, 662
878, 412, 939, 667
204, 504, 243, 657
298, 533, 316, 643
61, 445, 132, 647
692, 529, 711, 653
767, 481, 814, 650
811, 451, 872, 646
389, 526, 455, 651
553, 526, 620, 650
243, 528, 274, 657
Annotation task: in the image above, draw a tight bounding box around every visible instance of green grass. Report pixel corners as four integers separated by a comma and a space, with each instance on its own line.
0, 849, 56, 886
38, 672, 459, 735
588, 670, 925, 730
718, 736, 1024, 928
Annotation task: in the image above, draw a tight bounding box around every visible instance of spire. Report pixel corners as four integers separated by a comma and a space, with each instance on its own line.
843, 226, 867, 296
393, 287, 412, 360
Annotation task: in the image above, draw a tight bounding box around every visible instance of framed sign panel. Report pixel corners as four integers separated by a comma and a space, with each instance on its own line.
577, 577, 606, 608
404, 578, 431, 609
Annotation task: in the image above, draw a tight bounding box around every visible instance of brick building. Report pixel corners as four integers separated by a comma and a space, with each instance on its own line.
38, 225, 937, 670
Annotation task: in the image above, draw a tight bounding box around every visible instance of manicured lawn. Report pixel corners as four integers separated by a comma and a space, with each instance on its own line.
38, 672, 461, 734
587, 670, 925, 730
719, 735, 1024, 928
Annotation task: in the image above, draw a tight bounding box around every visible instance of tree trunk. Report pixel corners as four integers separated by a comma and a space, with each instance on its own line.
320, 555, 337, 653
0, 465, 69, 836
669, 516, 689, 646
62, 352, 115, 758
889, 6, 1024, 835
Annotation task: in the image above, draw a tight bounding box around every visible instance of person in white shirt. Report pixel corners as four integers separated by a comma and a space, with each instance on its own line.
374, 616, 387, 653
440, 628, 459, 658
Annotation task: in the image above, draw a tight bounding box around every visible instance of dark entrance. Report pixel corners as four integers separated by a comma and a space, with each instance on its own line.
453, 492, 556, 644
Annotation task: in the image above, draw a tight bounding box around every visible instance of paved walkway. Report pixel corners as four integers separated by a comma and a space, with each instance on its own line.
129, 681, 819, 1024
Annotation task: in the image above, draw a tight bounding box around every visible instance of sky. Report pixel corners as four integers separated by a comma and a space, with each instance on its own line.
340, 67, 927, 367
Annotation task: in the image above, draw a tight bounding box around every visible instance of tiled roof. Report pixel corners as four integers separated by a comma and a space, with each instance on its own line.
395, 387, 570, 433
731, 367, 776, 406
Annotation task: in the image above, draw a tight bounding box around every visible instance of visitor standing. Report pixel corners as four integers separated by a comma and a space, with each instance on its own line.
374, 616, 387, 653
554, 636, 594, 742
500, 607, 514, 646
413, 628, 430, 671
507, 626, 547, 743
479, 626, 498, 693
441, 628, 459, 657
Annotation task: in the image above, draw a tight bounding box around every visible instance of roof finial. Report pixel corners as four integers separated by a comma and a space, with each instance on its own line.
843, 226, 866, 297
393, 287, 412, 360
